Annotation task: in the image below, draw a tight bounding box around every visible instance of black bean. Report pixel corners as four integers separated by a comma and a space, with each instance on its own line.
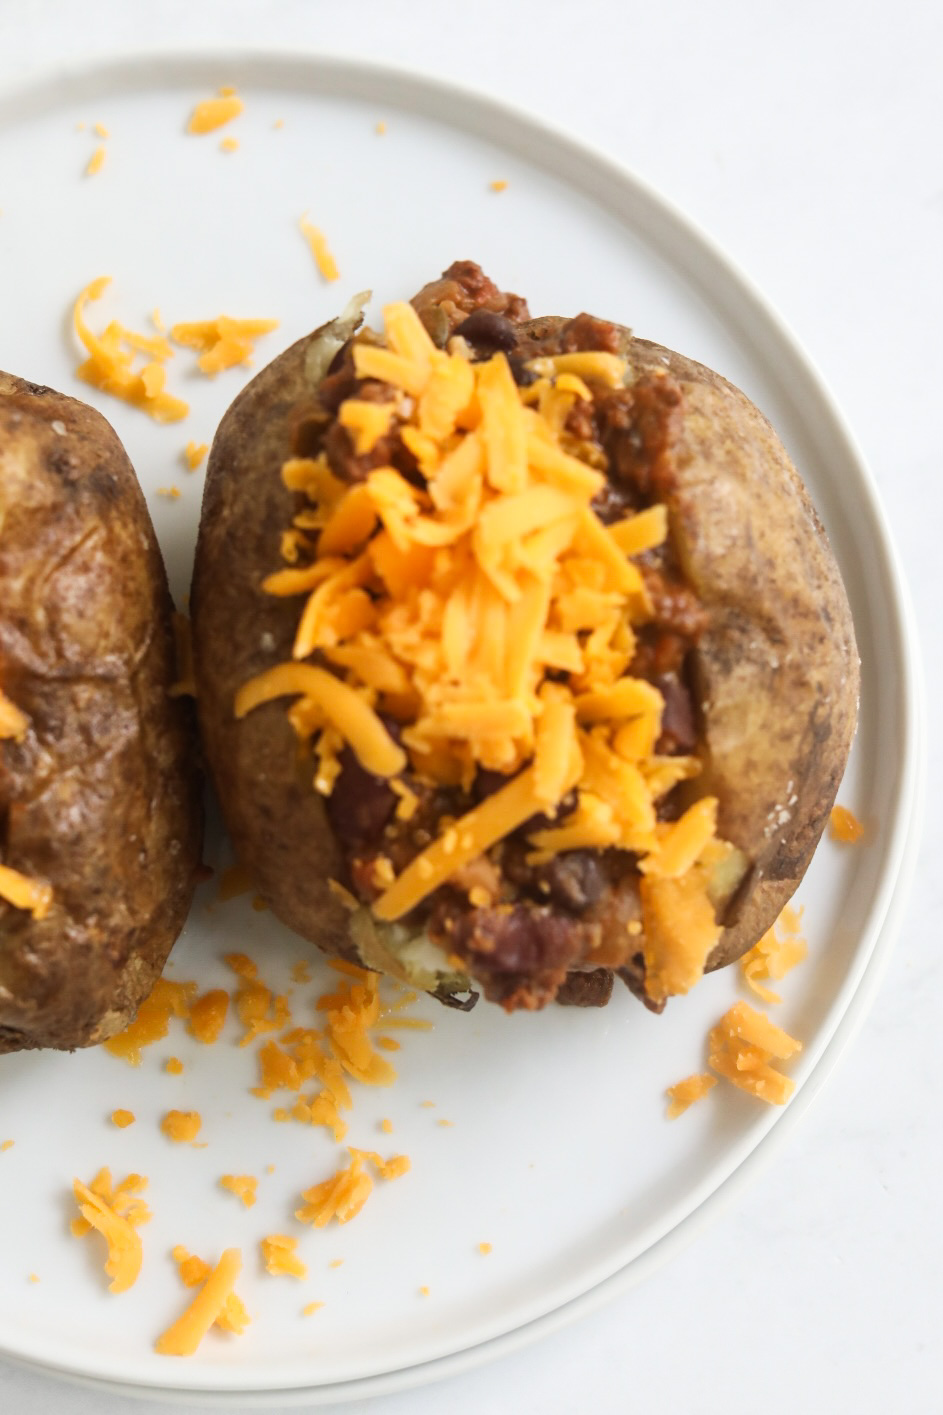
454, 309, 520, 354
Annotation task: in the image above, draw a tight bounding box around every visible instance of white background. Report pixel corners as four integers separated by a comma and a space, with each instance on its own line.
0, 1, 940, 1412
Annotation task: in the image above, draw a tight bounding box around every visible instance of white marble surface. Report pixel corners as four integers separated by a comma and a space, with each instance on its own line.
0, 1, 940, 1410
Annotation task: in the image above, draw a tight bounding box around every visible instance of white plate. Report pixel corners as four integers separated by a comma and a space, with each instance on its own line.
0, 51, 922, 1404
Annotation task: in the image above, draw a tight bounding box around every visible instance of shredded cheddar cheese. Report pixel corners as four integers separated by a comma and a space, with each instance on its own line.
225, 952, 291, 1046
185, 440, 209, 470
708, 1001, 802, 1105
489, 180, 508, 192
168, 1247, 249, 1337
303, 1300, 324, 1315
0, 1140, 13, 1152
665, 1073, 717, 1118
741, 904, 807, 1004
71, 1170, 150, 1293
0, 688, 28, 740
261, 1234, 307, 1278
170, 315, 279, 375
72, 279, 189, 422
111, 1110, 135, 1128
478, 1242, 493, 1254
161, 1111, 202, 1144
830, 804, 864, 844
104, 978, 197, 1064
85, 146, 106, 176
188, 989, 229, 1043
295, 1150, 373, 1227
235, 298, 733, 998
165, 1057, 184, 1075
220, 1174, 257, 1208
157, 1248, 245, 1355
186, 90, 244, 135
299, 215, 340, 281
295, 1147, 409, 1227
0, 863, 52, 918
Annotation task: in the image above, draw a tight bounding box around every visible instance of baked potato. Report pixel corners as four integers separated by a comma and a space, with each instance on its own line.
0, 373, 203, 1052
191, 262, 858, 1013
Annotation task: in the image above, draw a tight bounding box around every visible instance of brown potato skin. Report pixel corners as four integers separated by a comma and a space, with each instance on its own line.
192, 313, 859, 989
191, 324, 357, 964
0, 374, 203, 1052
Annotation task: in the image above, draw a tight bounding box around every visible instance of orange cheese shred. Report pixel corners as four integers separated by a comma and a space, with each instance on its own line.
708, 1001, 802, 1104
373, 759, 580, 922
0, 689, 28, 740
170, 315, 278, 375
665, 1073, 717, 1119
741, 906, 807, 1004
235, 663, 406, 778
220, 1174, 257, 1208
104, 978, 197, 1064
185, 441, 209, 470
260, 1234, 307, 1278
160, 1111, 202, 1144
169, 1246, 248, 1333
71, 1171, 150, 1293
829, 804, 865, 843
300, 215, 340, 282
156, 1249, 245, 1355
188, 989, 229, 1043
295, 1150, 374, 1227
0, 863, 52, 919
72, 279, 189, 423
186, 92, 244, 135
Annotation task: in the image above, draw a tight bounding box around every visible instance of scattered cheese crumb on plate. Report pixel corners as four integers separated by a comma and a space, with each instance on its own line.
665, 1073, 717, 1119
161, 1110, 202, 1143
299, 214, 340, 281
830, 804, 865, 843
261, 1234, 307, 1278
185, 441, 209, 470
186, 91, 244, 135
220, 1174, 257, 1208
110, 1109, 135, 1128
157, 1248, 246, 1355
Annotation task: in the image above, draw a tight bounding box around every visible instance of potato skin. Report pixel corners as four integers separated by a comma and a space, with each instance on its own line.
193, 311, 858, 989
0, 374, 203, 1052
191, 319, 357, 963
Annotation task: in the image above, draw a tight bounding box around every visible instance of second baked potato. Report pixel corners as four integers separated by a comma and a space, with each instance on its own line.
192, 262, 858, 1012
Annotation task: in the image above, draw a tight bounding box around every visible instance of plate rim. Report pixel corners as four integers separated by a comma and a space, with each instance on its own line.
0, 43, 925, 1402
